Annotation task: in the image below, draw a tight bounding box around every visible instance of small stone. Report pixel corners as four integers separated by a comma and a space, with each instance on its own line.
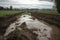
23, 16, 26, 17
39, 29, 41, 31
43, 34, 47, 37
11, 28, 14, 29
20, 22, 26, 28
47, 37, 51, 40
15, 23, 19, 25
44, 29, 47, 31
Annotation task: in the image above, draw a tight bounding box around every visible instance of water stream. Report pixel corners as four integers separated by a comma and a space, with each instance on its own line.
4, 13, 52, 40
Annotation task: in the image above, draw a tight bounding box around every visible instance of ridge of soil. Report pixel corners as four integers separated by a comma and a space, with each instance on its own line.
0, 12, 22, 35
31, 12, 60, 28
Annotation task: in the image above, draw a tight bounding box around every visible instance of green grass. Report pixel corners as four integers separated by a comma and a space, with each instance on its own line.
0, 10, 20, 17
35, 10, 60, 15
0, 10, 60, 17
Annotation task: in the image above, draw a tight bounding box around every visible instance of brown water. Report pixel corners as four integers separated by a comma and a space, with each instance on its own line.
4, 14, 52, 40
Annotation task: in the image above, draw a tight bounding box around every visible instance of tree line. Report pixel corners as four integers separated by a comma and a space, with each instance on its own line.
0, 6, 12, 10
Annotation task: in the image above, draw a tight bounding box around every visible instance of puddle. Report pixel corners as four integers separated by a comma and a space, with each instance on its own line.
4, 13, 52, 40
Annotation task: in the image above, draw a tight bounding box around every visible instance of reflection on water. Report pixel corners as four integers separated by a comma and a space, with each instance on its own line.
4, 13, 52, 40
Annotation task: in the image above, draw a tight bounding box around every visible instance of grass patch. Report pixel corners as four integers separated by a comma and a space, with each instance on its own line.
0, 10, 20, 17
31, 10, 60, 15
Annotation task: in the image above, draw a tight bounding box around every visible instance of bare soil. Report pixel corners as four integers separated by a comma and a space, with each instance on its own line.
31, 12, 60, 40
31, 12, 60, 28
0, 12, 60, 40
0, 13, 22, 35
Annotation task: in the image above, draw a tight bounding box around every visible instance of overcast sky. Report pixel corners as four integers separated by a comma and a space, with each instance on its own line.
0, 0, 54, 9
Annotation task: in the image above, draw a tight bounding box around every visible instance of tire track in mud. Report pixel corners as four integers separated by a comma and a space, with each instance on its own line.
4, 13, 52, 40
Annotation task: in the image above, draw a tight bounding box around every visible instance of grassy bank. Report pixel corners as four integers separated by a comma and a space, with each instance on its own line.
0, 10, 20, 17
30, 10, 60, 15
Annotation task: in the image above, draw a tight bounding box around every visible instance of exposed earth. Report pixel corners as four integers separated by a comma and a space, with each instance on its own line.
0, 13, 60, 40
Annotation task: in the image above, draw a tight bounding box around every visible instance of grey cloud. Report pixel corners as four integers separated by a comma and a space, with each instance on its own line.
0, 0, 54, 9
39, 0, 53, 2
0, 0, 10, 2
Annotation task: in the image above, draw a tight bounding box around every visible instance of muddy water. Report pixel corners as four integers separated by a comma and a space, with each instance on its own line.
4, 14, 52, 40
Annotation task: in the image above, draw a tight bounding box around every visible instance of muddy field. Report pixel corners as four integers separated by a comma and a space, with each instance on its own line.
31, 12, 60, 40
0, 12, 22, 35
0, 12, 60, 40
31, 12, 60, 27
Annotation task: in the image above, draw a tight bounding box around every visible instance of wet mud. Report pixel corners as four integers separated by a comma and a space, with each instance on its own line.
0, 13, 60, 40
31, 12, 60, 40
31, 12, 60, 27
